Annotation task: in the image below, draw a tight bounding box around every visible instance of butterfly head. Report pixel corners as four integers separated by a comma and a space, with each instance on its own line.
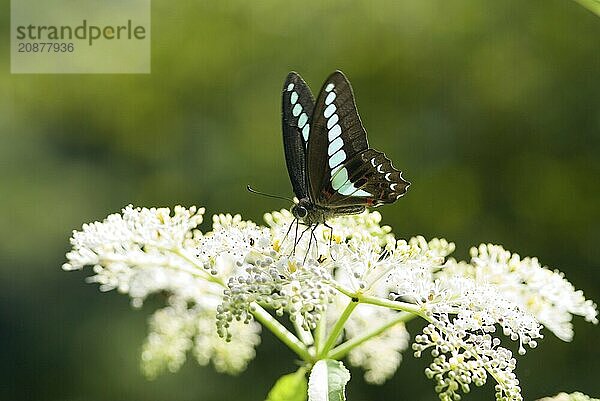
291, 203, 308, 220
291, 197, 313, 222
291, 198, 332, 225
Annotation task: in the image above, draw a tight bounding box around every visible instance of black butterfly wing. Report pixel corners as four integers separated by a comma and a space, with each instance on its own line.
282, 72, 315, 200
307, 71, 409, 207
329, 148, 409, 207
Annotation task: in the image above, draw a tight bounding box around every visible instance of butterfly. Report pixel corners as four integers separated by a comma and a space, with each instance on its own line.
282, 71, 410, 234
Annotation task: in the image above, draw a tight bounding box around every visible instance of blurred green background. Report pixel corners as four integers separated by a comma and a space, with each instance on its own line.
2, 1, 599, 400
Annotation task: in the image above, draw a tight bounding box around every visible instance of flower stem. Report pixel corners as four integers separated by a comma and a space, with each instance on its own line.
317, 298, 358, 359
314, 313, 327, 355
174, 248, 225, 286
330, 282, 425, 316
293, 317, 315, 347
251, 303, 312, 362
327, 311, 416, 360
359, 294, 425, 317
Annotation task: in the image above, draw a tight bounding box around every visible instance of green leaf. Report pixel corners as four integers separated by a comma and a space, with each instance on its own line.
265, 367, 308, 401
308, 360, 351, 401
573, 0, 600, 17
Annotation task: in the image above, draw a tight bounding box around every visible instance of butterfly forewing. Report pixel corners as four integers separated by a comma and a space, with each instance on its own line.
282, 72, 315, 200
307, 72, 366, 202
307, 71, 409, 207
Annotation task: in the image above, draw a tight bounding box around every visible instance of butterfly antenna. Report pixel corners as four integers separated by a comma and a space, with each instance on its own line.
246, 185, 295, 203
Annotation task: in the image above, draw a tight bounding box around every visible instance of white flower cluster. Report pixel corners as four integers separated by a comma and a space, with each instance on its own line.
415, 321, 522, 401
538, 393, 599, 401
64, 204, 598, 401
344, 304, 410, 384
406, 242, 599, 401
217, 252, 334, 339
216, 209, 397, 341
63, 205, 214, 304
140, 297, 261, 379
64, 206, 261, 377
440, 244, 598, 341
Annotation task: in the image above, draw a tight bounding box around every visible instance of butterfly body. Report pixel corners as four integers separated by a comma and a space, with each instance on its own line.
290, 199, 333, 225
291, 199, 364, 226
282, 71, 409, 232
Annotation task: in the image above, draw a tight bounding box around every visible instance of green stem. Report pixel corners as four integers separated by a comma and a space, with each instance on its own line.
314, 313, 327, 355
174, 248, 225, 286
331, 282, 358, 299
328, 311, 416, 360
318, 299, 358, 359
251, 303, 312, 362
293, 317, 315, 348
99, 252, 215, 284
573, 0, 600, 17
359, 294, 425, 317
330, 281, 425, 315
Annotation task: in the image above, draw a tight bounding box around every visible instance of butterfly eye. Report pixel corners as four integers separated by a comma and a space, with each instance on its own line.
294, 205, 308, 219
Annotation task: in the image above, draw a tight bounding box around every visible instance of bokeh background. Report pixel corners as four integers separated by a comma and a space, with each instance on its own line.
2, 1, 599, 400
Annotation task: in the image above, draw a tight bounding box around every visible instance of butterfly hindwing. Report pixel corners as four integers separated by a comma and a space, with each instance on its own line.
282, 72, 315, 200
307, 71, 409, 207
329, 149, 409, 206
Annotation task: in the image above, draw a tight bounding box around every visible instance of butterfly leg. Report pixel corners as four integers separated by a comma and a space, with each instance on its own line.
302, 224, 319, 265
290, 220, 301, 256
293, 224, 312, 257
302, 231, 312, 265
323, 222, 334, 248
282, 218, 297, 245
378, 248, 390, 261
323, 222, 335, 261
311, 225, 319, 260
